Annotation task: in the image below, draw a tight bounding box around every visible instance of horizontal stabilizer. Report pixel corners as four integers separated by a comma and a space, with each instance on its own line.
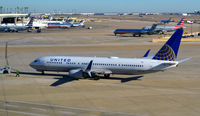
176, 57, 191, 63
151, 62, 177, 70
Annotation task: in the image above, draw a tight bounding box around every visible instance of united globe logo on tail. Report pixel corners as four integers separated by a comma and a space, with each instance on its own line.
153, 44, 175, 61
153, 29, 184, 61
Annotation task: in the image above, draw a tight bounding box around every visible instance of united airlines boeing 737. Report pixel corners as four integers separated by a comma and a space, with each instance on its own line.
30, 29, 190, 80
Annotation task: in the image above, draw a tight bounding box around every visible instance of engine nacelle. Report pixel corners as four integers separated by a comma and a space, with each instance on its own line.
68, 69, 83, 78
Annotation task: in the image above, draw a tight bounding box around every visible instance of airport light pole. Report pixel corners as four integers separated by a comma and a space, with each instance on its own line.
190, 22, 193, 36
0, 6, 3, 14
5, 42, 9, 66
163, 23, 166, 38
199, 23, 200, 33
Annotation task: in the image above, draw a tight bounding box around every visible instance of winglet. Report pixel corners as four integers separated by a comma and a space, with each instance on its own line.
85, 60, 93, 71
143, 49, 151, 57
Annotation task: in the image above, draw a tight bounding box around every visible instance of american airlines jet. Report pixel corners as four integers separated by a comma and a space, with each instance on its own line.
143, 18, 185, 33
30, 29, 190, 80
0, 17, 34, 32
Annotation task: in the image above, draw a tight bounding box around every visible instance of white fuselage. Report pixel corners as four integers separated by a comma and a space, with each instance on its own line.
30, 56, 178, 75
32, 21, 48, 29
0, 23, 26, 31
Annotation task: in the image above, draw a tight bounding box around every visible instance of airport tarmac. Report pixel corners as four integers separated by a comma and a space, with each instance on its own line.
0, 16, 200, 116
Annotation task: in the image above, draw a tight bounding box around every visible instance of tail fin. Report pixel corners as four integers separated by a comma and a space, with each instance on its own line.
150, 24, 157, 30
152, 29, 184, 61
25, 17, 34, 29
174, 18, 185, 30
79, 19, 85, 25
25, 13, 31, 18
69, 19, 75, 24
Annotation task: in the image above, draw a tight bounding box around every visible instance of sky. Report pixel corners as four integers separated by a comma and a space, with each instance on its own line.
0, 0, 200, 13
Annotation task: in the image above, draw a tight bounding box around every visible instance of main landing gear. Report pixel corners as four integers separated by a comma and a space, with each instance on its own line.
104, 74, 110, 78
41, 71, 45, 75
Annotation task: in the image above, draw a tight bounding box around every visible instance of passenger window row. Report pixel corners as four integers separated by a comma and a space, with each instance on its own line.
121, 64, 143, 67
47, 62, 62, 64
47, 61, 143, 67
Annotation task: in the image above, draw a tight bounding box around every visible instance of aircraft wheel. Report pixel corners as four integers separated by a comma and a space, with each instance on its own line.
41, 71, 45, 75
104, 74, 110, 78
82, 72, 88, 78
3, 70, 8, 74
37, 29, 41, 33
94, 76, 100, 80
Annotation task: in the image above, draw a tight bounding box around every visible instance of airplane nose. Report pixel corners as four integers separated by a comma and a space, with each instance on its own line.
29, 62, 34, 67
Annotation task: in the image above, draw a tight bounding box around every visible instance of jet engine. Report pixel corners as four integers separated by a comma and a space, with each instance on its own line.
68, 69, 83, 78
68, 69, 97, 79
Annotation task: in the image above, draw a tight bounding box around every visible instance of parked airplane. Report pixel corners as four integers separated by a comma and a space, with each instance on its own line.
72, 19, 85, 27
114, 24, 157, 37
186, 20, 194, 24
160, 18, 173, 24
47, 19, 85, 28
47, 22, 72, 28
31, 18, 73, 31
30, 29, 190, 80
32, 20, 48, 32
0, 17, 34, 32
143, 18, 185, 34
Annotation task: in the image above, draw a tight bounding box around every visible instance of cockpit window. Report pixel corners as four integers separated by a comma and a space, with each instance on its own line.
34, 60, 39, 63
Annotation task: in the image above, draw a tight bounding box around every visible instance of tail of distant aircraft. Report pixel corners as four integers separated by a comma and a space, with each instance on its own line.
69, 19, 75, 24
152, 29, 183, 61
26, 13, 31, 18
79, 19, 85, 25
25, 17, 34, 29
150, 24, 157, 31
174, 18, 185, 30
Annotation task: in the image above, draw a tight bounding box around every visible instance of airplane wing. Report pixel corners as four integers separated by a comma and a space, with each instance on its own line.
83, 60, 112, 77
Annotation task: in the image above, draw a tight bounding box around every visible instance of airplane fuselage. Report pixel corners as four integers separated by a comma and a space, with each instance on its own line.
114, 29, 148, 35
30, 56, 178, 75
143, 26, 180, 32
0, 24, 27, 32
